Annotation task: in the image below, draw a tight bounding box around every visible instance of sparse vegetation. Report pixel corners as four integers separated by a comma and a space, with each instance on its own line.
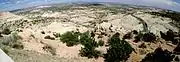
2, 3, 180, 62
43, 44, 56, 55
148, 11, 180, 22
104, 33, 133, 62
1, 32, 24, 49
148, 11, 180, 29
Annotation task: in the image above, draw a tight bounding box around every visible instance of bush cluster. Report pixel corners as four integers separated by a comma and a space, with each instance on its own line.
98, 40, 104, 46
78, 31, 102, 58
79, 47, 101, 58
134, 32, 156, 43
160, 29, 180, 45
60, 31, 102, 58
1, 28, 11, 35
141, 47, 175, 62
60, 31, 81, 46
104, 33, 133, 62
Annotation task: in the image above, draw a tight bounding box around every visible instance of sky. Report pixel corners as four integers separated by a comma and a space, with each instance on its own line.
0, 0, 180, 12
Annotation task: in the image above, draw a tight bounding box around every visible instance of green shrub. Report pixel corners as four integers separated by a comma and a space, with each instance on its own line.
104, 33, 133, 62
98, 40, 104, 46
108, 33, 121, 45
1, 47, 9, 54
60, 31, 102, 58
79, 47, 102, 58
79, 31, 101, 58
60, 31, 81, 47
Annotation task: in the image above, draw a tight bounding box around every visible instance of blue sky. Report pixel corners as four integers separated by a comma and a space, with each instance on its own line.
0, 0, 180, 12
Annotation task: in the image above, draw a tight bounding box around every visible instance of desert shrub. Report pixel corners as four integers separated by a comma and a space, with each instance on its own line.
104, 33, 133, 62
44, 35, 55, 40
142, 33, 156, 42
123, 32, 132, 39
79, 31, 93, 45
79, 47, 101, 58
132, 30, 138, 34
43, 44, 56, 55
1, 28, 11, 35
60, 31, 102, 58
1, 32, 24, 49
134, 32, 156, 42
141, 47, 175, 62
160, 30, 179, 45
134, 32, 143, 43
41, 31, 45, 34
1, 46, 9, 54
98, 40, 104, 46
90, 31, 95, 37
60, 31, 81, 47
139, 43, 147, 48
108, 33, 121, 45
79, 31, 101, 58
11, 41, 24, 49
